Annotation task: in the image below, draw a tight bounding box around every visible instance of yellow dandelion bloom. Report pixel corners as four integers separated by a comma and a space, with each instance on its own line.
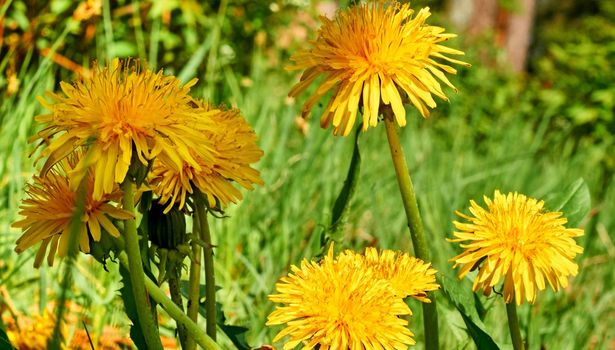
288, 1, 469, 136
267, 248, 415, 350
33, 59, 204, 200
151, 100, 263, 212
12, 153, 132, 267
449, 191, 584, 304
342, 247, 439, 302
5, 311, 65, 350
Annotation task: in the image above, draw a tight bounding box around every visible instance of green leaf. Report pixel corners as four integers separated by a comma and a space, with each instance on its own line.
0, 325, 15, 350
215, 303, 251, 350
118, 264, 152, 350
458, 312, 501, 350
180, 285, 251, 350
322, 125, 362, 249
439, 272, 501, 349
547, 178, 591, 227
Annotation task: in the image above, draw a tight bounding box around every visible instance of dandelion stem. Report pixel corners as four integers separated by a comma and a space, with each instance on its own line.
383, 109, 439, 350
197, 200, 217, 340
121, 180, 164, 350
506, 300, 525, 350
117, 252, 221, 350
186, 205, 203, 350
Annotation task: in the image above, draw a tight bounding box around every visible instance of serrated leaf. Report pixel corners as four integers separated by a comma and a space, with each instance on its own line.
118, 264, 150, 350
459, 312, 501, 350
439, 273, 481, 321
547, 178, 591, 227
215, 302, 251, 350
181, 287, 252, 350
322, 125, 362, 248
439, 272, 501, 349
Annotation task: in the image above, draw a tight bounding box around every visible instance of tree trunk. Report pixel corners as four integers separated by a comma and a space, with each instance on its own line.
504, 0, 536, 72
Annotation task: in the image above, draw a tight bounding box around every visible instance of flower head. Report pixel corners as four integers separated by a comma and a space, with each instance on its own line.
289, 1, 469, 136
12, 153, 132, 267
449, 191, 584, 304
344, 247, 439, 302
34, 59, 205, 200
267, 247, 419, 349
4, 311, 65, 349
151, 100, 263, 212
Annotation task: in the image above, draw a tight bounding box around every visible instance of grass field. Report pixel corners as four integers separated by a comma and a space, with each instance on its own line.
0, 1, 613, 349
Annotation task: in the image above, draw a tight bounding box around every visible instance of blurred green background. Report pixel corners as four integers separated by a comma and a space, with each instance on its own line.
0, 0, 613, 349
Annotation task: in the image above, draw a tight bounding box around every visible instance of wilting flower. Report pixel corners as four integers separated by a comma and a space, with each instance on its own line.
341, 247, 439, 302
288, 1, 469, 136
449, 191, 584, 304
12, 153, 132, 267
33, 59, 205, 200
267, 246, 421, 349
151, 100, 263, 212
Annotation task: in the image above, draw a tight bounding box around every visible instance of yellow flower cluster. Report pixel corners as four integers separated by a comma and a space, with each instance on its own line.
267, 246, 438, 349
13, 59, 263, 266
4, 311, 64, 350
150, 100, 264, 212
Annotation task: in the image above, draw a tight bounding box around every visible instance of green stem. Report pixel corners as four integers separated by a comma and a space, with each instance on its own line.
383, 109, 439, 350
197, 201, 217, 340
116, 253, 221, 350
186, 207, 203, 350
48, 179, 87, 350
169, 275, 189, 349
121, 180, 163, 350
506, 300, 525, 350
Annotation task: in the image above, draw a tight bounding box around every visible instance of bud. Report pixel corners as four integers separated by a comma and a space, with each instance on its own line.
147, 200, 187, 250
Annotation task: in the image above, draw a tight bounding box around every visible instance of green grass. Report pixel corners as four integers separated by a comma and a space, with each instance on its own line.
0, 1, 614, 349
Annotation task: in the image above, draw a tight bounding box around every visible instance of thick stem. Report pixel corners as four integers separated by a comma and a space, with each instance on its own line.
121, 180, 164, 350
383, 110, 439, 350
169, 275, 188, 349
197, 202, 217, 340
117, 253, 221, 350
186, 207, 203, 350
506, 300, 525, 350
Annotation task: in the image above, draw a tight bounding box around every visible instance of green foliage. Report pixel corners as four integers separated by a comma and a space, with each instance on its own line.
440, 272, 502, 349
0, 325, 15, 350
546, 178, 591, 227
324, 124, 362, 249
118, 263, 152, 350
532, 8, 615, 172
0, 0, 613, 349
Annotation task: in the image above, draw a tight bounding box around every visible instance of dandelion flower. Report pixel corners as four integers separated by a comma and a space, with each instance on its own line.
12, 153, 132, 267
267, 247, 415, 350
151, 100, 263, 212
4, 311, 64, 350
343, 247, 439, 302
449, 191, 584, 304
288, 1, 469, 136
33, 59, 205, 200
